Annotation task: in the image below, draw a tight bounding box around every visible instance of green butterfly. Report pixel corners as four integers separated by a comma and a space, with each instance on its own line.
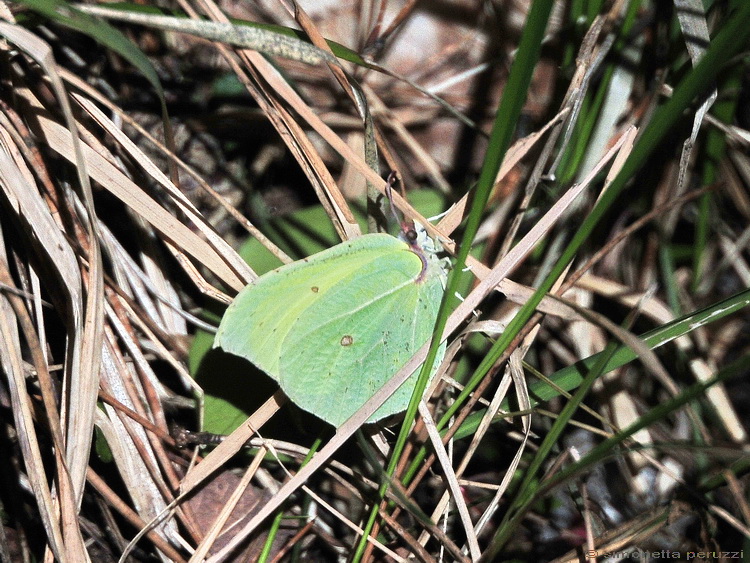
214, 229, 448, 427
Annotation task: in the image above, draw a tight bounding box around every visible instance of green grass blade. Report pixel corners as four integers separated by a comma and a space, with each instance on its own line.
17, 0, 165, 101
451, 286, 750, 441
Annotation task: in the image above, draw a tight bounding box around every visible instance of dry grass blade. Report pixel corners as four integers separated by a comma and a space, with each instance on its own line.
16, 86, 245, 292
290, 0, 377, 185
72, 93, 254, 286
669, 0, 715, 228
0, 23, 103, 522
471, 344, 535, 538
181, 390, 286, 492
0, 113, 87, 561
60, 67, 292, 267
367, 86, 451, 194
418, 401, 480, 559
0, 262, 67, 559
187, 0, 363, 241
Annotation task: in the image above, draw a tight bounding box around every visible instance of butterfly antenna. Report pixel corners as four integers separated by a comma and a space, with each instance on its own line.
385, 171, 401, 225
385, 172, 428, 280
385, 172, 415, 234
